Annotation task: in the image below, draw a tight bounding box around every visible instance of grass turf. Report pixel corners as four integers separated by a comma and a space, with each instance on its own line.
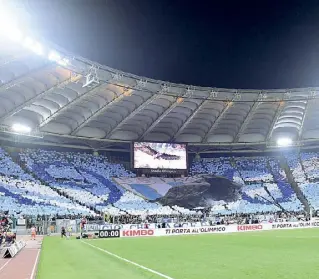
37, 229, 319, 279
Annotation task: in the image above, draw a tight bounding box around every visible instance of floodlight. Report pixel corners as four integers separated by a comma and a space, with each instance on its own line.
23, 37, 34, 48
23, 37, 43, 55
12, 123, 31, 133
0, 7, 23, 43
0, 6, 17, 33
57, 58, 69, 67
276, 137, 292, 147
8, 26, 23, 42
32, 42, 44, 56
48, 50, 61, 62
0, 25, 23, 42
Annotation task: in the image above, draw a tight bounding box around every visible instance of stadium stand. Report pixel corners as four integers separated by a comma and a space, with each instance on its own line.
1, 14, 319, 222
19, 149, 177, 215
285, 152, 319, 210
0, 146, 316, 217
190, 156, 303, 214
0, 148, 94, 216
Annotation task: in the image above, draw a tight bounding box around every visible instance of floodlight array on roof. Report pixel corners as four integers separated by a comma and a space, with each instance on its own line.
0, 7, 69, 67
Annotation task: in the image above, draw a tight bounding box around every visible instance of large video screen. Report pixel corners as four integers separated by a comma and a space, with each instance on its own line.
133, 142, 187, 170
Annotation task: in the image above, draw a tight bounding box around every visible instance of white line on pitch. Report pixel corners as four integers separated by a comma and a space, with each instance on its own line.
30, 249, 40, 279
0, 259, 12, 272
81, 241, 175, 279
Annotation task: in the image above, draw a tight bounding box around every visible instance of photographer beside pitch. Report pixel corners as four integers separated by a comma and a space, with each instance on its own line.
61, 226, 67, 238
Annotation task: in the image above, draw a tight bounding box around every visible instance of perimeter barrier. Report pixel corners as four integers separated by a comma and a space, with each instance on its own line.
95, 221, 319, 239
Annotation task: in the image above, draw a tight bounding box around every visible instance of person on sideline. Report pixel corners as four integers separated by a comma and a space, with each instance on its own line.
67, 226, 72, 238
31, 225, 36, 240
61, 226, 67, 238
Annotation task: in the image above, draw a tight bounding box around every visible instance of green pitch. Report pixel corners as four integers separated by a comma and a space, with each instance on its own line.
37, 229, 319, 279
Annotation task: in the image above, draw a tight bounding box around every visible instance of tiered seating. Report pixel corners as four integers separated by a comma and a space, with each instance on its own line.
191, 158, 237, 180
20, 149, 176, 215
300, 152, 319, 180
191, 158, 245, 186
286, 152, 319, 209
235, 157, 273, 183
0, 148, 33, 180
0, 177, 93, 216
20, 149, 128, 206
0, 145, 310, 216
0, 148, 94, 216
114, 192, 173, 215
267, 157, 301, 210
191, 156, 302, 214
96, 204, 125, 215
172, 205, 197, 214
285, 153, 307, 184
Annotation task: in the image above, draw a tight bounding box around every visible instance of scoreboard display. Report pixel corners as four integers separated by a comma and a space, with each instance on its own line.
133, 142, 187, 170
98, 229, 120, 238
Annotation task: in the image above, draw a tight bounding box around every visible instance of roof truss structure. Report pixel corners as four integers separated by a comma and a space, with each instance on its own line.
0, 37, 319, 147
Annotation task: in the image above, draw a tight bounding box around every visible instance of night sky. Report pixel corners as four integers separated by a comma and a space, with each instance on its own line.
17, 0, 319, 89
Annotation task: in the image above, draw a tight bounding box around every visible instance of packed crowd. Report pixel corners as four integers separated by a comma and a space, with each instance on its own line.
0, 148, 96, 216
285, 152, 319, 209
0, 146, 319, 220
0, 213, 16, 248
19, 149, 178, 215
112, 210, 308, 225
191, 156, 303, 214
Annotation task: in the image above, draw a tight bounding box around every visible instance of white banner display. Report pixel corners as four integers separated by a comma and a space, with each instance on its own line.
271, 221, 319, 230
118, 221, 319, 238
121, 226, 233, 238
120, 226, 236, 238
16, 218, 26, 226
237, 224, 271, 232
121, 229, 155, 237
163, 225, 231, 236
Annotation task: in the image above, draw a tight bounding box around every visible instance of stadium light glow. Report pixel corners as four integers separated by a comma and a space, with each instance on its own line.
0, 25, 23, 42
32, 42, 44, 56
0, 3, 72, 68
49, 51, 69, 66
12, 123, 31, 133
23, 37, 34, 49
22, 37, 46, 56
10, 27, 23, 42
0, 5, 24, 43
276, 137, 293, 147
48, 50, 61, 62
57, 58, 69, 67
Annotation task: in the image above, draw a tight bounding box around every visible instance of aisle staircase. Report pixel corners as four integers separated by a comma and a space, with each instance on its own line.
279, 156, 310, 213
298, 154, 309, 181
263, 185, 285, 211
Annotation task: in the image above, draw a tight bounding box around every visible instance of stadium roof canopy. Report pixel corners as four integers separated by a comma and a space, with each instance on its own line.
0, 33, 319, 150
